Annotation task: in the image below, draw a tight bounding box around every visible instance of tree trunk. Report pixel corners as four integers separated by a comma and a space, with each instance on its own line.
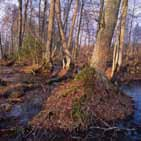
43, 0, 55, 66
73, 0, 84, 60
111, 28, 120, 78
38, 0, 42, 37
29, 0, 33, 28
42, 0, 48, 41
18, 0, 23, 48
117, 0, 128, 70
111, 0, 128, 77
63, 0, 73, 35
128, 0, 135, 55
55, 0, 71, 70
90, 0, 121, 72
22, 0, 29, 42
96, 0, 104, 37
0, 33, 3, 59
67, 0, 79, 50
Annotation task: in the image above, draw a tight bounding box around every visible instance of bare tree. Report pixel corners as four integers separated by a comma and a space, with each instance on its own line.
63, 0, 73, 35
18, 0, 23, 48
42, 0, 48, 41
55, 0, 71, 70
112, 0, 128, 77
96, 0, 104, 37
0, 33, 3, 58
73, 0, 84, 60
67, 0, 79, 50
43, 0, 55, 66
22, 0, 29, 42
38, 0, 42, 37
90, 0, 121, 72
128, 0, 136, 49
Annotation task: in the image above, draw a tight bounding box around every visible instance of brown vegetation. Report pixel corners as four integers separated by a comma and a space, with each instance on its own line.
30, 68, 133, 131
0, 0, 141, 139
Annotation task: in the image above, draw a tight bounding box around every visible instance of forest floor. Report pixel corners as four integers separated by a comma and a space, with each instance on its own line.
0, 59, 135, 139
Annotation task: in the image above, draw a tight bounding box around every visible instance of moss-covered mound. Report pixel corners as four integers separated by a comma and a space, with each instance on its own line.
30, 67, 133, 131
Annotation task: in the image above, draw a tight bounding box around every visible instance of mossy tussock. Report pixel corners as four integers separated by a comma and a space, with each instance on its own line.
30, 67, 133, 131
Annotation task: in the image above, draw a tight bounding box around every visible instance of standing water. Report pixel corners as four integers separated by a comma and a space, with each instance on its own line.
120, 81, 141, 141
122, 81, 141, 125
1, 68, 141, 141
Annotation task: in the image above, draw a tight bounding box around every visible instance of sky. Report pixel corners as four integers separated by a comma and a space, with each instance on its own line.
0, 0, 141, 20
0, 0, 17, 20
0, 0, 141, 38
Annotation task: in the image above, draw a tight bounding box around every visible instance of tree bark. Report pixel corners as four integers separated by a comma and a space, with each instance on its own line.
43, 0, 55, 65
55, 0, 71, 70
22, 0, 29, 42
111, 0, 128, 77
117, 0, 128, 70
63, 0, 73, 35
96, 0, 104, 37
42, 0, 48, 41
90, 0, 121, 72
128, 0, 135, 55
38, 0, 42, 37
67, 0, 79, 50
18, 0, 23, 48
0, 33, 3, 58
29, 0, 33, 28
73, 0, 84, 60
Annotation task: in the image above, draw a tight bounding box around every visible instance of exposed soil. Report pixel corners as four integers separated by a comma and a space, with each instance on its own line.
30, 67, 133, 131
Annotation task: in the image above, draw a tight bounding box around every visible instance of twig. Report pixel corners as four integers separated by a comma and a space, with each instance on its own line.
89, 126, 136, 132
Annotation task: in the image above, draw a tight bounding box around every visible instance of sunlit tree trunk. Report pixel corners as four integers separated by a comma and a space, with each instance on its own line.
73, 0, 84, 60
90, 0, 121, 72
55, 0, 71, 70
43, 0, 55, 66
117, 0, 128, 70
96, 0, 104, 37
111, 28, 120, 78
67, 0, 79, 50
111, 0, 128, 77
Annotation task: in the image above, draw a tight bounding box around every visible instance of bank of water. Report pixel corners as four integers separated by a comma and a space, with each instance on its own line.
119, 81, 141, 141
0, 80, 141, 141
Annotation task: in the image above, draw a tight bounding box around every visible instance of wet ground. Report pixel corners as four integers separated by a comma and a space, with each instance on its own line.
0, 65, 50, 131
0, 65, 141, 141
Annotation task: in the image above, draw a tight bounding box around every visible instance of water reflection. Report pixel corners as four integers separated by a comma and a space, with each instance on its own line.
121, 81, 141, 125
120, 81, 141, 141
